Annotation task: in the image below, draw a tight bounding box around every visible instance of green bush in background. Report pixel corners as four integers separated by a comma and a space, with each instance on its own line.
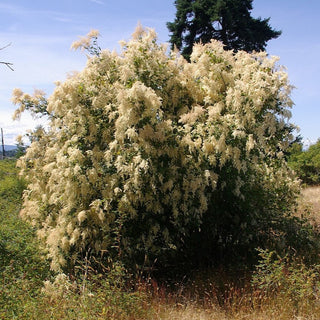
288, 139, 320, 185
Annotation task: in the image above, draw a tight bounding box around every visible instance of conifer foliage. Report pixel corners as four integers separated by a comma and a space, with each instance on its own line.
13, 26, 298, 272
167, 0, 281, 60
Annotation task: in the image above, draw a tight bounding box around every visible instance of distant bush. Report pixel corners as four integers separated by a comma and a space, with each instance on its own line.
288, 139, 320, 185
0, 149, 16, 158
12, 26, 303, 273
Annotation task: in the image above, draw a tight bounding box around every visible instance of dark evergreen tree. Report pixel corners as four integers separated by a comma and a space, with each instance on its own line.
167, 0, 281, 60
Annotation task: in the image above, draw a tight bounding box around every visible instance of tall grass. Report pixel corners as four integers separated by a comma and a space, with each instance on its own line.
0, 159, 51, 318
301, 186, 320, 222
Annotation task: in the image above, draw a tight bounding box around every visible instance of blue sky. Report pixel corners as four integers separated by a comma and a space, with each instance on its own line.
0, 0, 319, 146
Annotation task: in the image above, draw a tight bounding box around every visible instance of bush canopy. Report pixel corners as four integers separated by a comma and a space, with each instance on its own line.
13, 26, 300, 273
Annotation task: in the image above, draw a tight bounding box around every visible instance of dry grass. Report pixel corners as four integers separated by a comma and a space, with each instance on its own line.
131, 270, 320, 320
153, 304, 227, 320
148, 292, 320, 320
146, 186, 320, 320
300, 185, 320, 222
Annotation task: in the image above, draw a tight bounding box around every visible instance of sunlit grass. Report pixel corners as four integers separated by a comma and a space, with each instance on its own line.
301, 185, 320, 222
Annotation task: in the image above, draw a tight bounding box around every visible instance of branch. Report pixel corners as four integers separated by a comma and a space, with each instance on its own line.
0, 42, 14, 71
0, 61, 14, 71
0, 42, 12, 51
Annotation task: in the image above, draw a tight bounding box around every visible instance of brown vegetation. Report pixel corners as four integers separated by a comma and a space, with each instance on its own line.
300, 185, 320, 222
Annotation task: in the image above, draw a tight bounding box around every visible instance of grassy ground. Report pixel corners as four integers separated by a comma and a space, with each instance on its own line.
1, 158, 320, 319
0, 159, 52, 319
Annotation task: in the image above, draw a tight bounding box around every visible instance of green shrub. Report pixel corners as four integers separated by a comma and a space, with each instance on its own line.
252, 249, 320, 307
12, 26, 303, 273
288, 139, 320, 185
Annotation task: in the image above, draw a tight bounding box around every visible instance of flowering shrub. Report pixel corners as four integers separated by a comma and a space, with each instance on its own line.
13, 26, 300, 272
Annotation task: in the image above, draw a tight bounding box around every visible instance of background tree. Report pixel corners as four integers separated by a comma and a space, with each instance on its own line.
288, 139, 320, 185
167, 0, 281, 60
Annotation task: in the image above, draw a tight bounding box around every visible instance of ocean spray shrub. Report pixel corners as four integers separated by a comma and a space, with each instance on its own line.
12, 26, 300, 272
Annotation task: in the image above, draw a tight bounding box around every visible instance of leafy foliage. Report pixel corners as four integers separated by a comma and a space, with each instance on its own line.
252, 249, 320, 307
288, 139, 320, 185
167, 0, 281, 60
12, 26, 301, 273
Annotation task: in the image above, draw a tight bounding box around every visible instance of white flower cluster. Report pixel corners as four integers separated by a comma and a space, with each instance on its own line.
14, 25, 298, 271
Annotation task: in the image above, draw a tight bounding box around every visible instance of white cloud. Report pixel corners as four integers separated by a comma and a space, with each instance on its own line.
53, 16, 73, 23
0, 30, 88, 144
0, 109, 48, 145
89, 0, 105, 5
